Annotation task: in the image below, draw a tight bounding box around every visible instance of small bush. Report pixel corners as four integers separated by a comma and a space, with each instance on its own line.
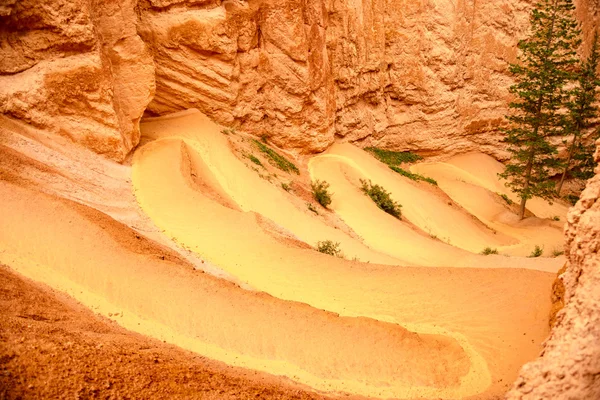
499, 193, 514, 205
529, 245, 544, 258
248, 154, 263, 167
281, 182, 291, 192
221, 128, 236, 135
389, 166, 437, 186
307, 203, 319, 214
311, 180, 332, 208
481, 247, 499, 255
552, 249, 565, 257
316, 240, 343, 257
552, 215, 560, 221
365, 147, 423, 165
252, 140, 299, 174
360, 179, 402, 219
565, 194, 579, 205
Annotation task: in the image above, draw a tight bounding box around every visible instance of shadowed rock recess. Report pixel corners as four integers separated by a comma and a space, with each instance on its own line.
1, 0, 600, 399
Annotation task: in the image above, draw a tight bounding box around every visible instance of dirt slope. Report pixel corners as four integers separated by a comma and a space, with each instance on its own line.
0, 265, 332, 400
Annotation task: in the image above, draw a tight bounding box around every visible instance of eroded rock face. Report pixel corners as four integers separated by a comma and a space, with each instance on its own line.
136, 0, 596, 157
0, 0, 596, 158
506, 143, 600, 398
0, 0, 155, 161
137, 0, 335, 152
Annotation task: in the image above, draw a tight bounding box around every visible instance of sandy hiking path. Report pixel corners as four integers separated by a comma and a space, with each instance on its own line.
308, 144, 564, 268
0, 265, 337, 400
0, 180, 473, 399
413, 153, 567, 257
130, 110, 558, 398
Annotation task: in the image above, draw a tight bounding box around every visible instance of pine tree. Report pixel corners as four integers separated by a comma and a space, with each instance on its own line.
499, 0, 581, 220
556, 32, 600, 195
570, 126, 600, 181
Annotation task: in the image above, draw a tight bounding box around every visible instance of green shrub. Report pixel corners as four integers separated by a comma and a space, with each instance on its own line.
389, 166, 437, 186
221, 128, 236, 135
481, 247, 499, 255
529, 245, 544, 258
281, 182, 291, 192
565, 194, 579, 205
307, 203, 319, 215
248, 154, 263, 167
365, 147, 423, 165
311, 180, 332, 208
252, 140, 299, 174
552, 249, 565, 257
499, 193, 514, 205
360, 179, 402, 219
316, 240, 343, 257
552, 215, 560, 221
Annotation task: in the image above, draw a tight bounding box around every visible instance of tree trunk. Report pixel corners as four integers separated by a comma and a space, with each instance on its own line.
519, 152, 535, 220
557, 135, 578, 195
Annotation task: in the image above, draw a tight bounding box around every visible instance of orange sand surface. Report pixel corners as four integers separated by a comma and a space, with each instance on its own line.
413, 153, 567, 257
129, 110, 556, 398
0, 109, 565, 399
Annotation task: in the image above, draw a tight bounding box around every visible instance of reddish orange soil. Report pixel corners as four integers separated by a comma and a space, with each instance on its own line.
0, 266, 334, 400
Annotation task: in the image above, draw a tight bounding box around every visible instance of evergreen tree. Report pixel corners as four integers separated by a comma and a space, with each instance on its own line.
569, 126, 600, 181
499, 0, 581, 220
556, 32, 600, 195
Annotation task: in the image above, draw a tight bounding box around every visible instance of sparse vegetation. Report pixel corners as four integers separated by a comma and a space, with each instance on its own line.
552, 215, 561, 221
389, 166, 438, 186
316, 240, 343, 257
565, 194, 579, 205
252, 139, 299, 174
307, 203, 319, 214
360, 179, 402, 219
221, 128, 236, 135
365, 147, 423, 166
248, 154, 263, 167
529, 245, 544, 258
499, 193, 514, 205
481, 247, 499, 255
311, 180, 332, 208
552, 249, 565, 257
281, 182, 291, 192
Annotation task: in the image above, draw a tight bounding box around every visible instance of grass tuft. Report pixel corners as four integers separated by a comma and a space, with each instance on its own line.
307, 203, 319, 215
365, 147, 423, 165
281, 182, 291, 192
552, 249, 565, 257
221, 128, 236, 135
248, 155, 263, 167
316, 240, 343, 257
311, 180, 332, 208
252, 140, 299, 174
529, 245, 544, 258
481, 247, 499, 255
389, 166, 437, 185
499, 193, 514, 205
360, 179, 402, 219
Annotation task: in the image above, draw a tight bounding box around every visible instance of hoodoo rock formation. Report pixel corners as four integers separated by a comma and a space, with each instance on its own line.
0, 0, 597, 158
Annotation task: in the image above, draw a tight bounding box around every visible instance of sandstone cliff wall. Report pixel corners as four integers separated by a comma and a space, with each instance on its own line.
505, 139, 600, 398
1, 0, 596, 159
136, 0, 533, 156
0, 0, 155, 161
